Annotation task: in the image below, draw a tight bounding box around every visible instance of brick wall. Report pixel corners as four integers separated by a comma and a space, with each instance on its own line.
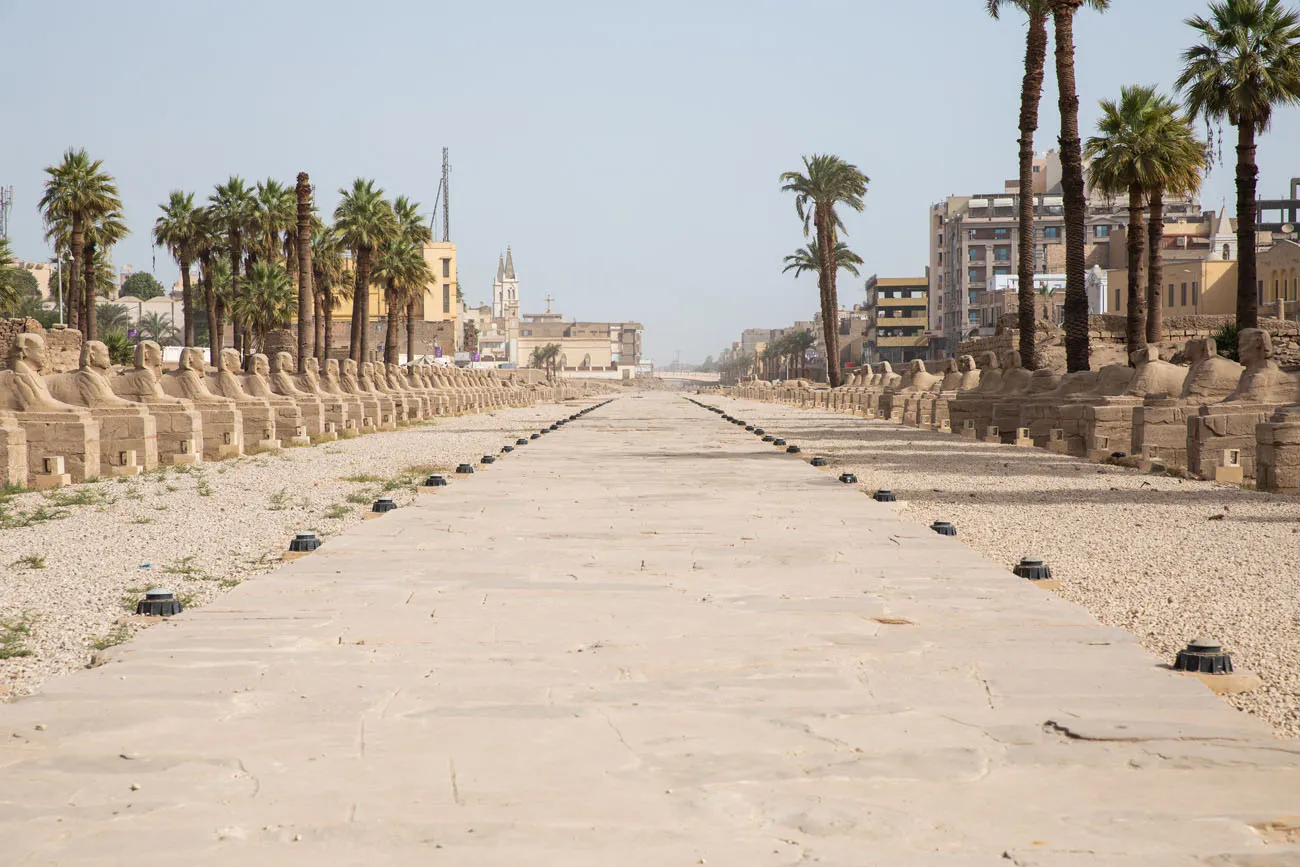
0, 319, 83, 372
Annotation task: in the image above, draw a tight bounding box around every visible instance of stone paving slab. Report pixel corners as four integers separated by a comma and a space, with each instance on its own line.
0, 392, 1298, 866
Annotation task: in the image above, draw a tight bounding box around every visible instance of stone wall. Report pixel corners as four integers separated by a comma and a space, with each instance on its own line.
0, 319, 83, 372
957, 313, 1300, 367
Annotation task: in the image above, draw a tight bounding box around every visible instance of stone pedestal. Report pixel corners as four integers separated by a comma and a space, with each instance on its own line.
1132, 399, 1193, 469
1082, 398, 1141, 460
1256, 405, 1300, 493
93, 407, 159, 475
14, 412, 101, 483
0, 412, 28, 488
1187, 403, 1278, 482
149, 407, 204, 465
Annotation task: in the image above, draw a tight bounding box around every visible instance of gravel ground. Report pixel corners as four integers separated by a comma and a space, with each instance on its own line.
0, 398, 600, 700
712, 394, 1300, 738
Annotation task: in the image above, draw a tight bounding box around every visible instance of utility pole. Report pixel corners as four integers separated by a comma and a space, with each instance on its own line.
430, 148, 451, 242
0, 186, 13, 240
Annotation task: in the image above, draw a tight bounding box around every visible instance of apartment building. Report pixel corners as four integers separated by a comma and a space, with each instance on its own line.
864, 274, 929, 364
928, 150, 1199, 353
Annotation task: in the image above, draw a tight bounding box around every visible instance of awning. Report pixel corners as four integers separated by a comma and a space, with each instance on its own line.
993, 198, 1014, 207
968, 198, 989, 208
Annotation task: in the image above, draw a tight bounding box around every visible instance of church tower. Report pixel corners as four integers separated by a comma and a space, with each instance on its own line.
492, 247, 520, 320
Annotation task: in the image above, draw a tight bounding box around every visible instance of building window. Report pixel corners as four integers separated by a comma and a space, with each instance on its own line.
993, 246, 1010, 262
443, 285, 451, 313
968, 268, 982, 283
968, 229, 977, 240
1258, 281, 1264, 303
993, 267, 1010, 277
1169, 284, 1175, 307
1094, 225, 1111, 238
1114, 287, 1121, 310
1044, 226, 1061, 240
1181, 282, 1187, 306
993, 227, 1009, 239
1192, 281, 1199, 305
968, 247, 983, 262
442, 258, 451, 279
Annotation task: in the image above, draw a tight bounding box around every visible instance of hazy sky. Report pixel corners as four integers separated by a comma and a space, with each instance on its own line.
4, 0, 1299, 364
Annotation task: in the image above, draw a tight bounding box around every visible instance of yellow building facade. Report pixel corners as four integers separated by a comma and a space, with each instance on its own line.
1107, 241, 1300, 318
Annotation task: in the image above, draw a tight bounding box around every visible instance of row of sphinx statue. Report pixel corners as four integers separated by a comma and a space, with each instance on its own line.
0, 333, 599, 489
721, 327, 1300, 494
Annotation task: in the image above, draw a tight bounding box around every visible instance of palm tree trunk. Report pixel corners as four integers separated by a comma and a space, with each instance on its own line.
200, 251, 218, 362
816, 206, 841, 387
1235, 122, 1259, 329
1146, 188, 1165, 343
313, 290, 324, 360
1016, 6, 1049, 371
214, 298, 226, 367
82, 241, 98, 342
322, 289, 333, 363
1119, 185, 1147, 356
406, 297, 417, 363
69, 218, 84, 333
349, 248, 368, 362
384, 281, 400, 365
295, 173, 313, 371
179, 254, 195, 346
1053, 1, 1091, 372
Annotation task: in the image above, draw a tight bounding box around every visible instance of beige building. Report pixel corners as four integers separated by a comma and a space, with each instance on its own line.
865, 275, 929, 364
517, 311, 643, 372
928, 149, 1200, 353
1107, 239, 1300, 319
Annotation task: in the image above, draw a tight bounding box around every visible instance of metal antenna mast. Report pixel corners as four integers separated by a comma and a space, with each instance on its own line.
440, 148, 450, 242
0, 186, 13, 240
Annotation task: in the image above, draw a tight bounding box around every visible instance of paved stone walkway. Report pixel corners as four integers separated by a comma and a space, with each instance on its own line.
1, 393, 1297, 866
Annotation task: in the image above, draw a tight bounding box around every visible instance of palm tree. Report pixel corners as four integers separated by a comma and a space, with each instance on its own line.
1143, 107, 1206, 343
373, 237, 434, 365
80, 209, 128, 340
153, 191, 204, 347
97, 302, 131, 332
39, 148, 121, 335
0, 238, 21, 313
1178, 0, 1300, 329
1050, 0, 1110, 372
988, 0, 1048, 369
295, 173, 314, 372
781, 239, 864, 280
785, 330, 815, 379
209, 177, 256, 367
137, 311, 180, 346
529, 343, 563, 380
252, 178, 295, 265
231, 261, 295, 353
193, 206, 224, 362
392, 196, 433, 362
311, 226, 349, 362
780, 155, 869, 387
334, 179, 395, 363
1085, 84, 1168, 355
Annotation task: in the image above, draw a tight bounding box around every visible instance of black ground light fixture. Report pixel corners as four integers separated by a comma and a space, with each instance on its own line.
372, 497, 397, 513
839, 473, 857, 484
810, 456, 827, 467
136, 588, 183, 616
872, 489, 897, 502
930, 520, 957, 536
1012, 558, 1052, 581
481, 455, 496, 464
1173, 639, 1234, 675
288, 531, 321, 551
424, 474, 448, 487
456, 463, 476, 474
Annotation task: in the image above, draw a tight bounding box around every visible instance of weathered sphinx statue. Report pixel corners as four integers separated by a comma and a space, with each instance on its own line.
358, 361, 400, 427
1187, 329, 1300, 481
205, 348, 280, 450
269, 352, 335, 440
159, 346, 244, 460
47, 340, 160, 474
317, 358, 368, 431
1080, 346, 1187, 459
340, 359, 387, 429
110, 340, 204, 465
0, 333, 100, 484
241, 353, 310, 446
1132, 337, 1244, 467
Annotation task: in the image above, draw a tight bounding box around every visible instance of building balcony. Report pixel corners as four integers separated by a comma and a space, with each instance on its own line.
876, 316, 928, 328
876, 335, 928, 348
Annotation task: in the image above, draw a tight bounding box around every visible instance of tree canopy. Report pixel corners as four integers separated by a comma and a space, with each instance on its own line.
121, 271, 166, 300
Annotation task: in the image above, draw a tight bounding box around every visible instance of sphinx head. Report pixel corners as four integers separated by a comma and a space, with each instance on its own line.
81, 339, 113, 373
219, 348, 241, 371
247, 353, 270, 378
11, 333, 47, 372
305, 356, 320, 375
1237, 328, 1273, 367
272, 351, 295, 374
180, 346, 208, 372
136, 340, 162, 371
1131, 345, 1160, 367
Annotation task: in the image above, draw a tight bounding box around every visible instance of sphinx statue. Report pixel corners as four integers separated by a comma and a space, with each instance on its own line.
241, 353, 310, 446
319, 358, 370, 430
366, 361, 412, 423
1187, 329, 1300, 482
340, 359, 389, 429
1132, 337, 1245, 467
46, 340, 160, 474
0, 333, 101, 484
948, 350, 1005, 439
110, 340, 205, 465
158, 346, 244, 460
884, 359, 943, 423
203, 348, 280, 450
359, 361, 401, 426
270, 352, 336, 439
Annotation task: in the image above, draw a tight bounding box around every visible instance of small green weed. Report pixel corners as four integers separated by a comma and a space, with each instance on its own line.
196, 478, 213, 497
325, 504, 351, 520
0, 614, 35, 659
10, 554, 46, 570
91, 623, 132, 651
341, 474, 385, 484
267, 488, 291, 510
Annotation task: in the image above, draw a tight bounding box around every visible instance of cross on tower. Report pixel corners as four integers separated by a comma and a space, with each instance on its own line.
543, 294, 555, 313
